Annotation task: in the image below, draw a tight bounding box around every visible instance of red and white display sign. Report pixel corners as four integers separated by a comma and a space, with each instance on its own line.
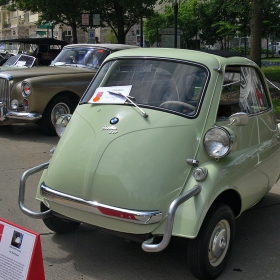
0, 218, 45, 280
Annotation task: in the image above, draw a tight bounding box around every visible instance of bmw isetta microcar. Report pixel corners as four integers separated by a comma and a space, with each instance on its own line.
19, 48, 280, 280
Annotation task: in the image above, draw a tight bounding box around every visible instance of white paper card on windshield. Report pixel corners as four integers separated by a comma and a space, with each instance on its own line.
16, 61, 26, 66
89, 85, 132, 104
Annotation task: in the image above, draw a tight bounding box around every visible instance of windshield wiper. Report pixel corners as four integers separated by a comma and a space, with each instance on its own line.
108, 91, 148, 118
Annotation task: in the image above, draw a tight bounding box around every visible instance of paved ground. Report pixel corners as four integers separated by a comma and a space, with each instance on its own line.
1, 124, 280, 280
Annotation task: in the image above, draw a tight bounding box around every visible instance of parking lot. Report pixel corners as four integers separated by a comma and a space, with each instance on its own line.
1, 123, 280, 280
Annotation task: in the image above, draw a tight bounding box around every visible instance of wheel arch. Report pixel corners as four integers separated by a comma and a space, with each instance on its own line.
153, 188, 242, 239
209, 189, 241, 218
195, 188, 241, 238
43, 90, 80, 114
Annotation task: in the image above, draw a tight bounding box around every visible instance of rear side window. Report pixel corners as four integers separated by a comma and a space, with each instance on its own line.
217, 66, 270, 121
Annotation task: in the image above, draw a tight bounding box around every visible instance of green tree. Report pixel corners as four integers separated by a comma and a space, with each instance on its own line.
178, 0, 200, 48
144, 0, 200, 48
144, 11, 167, 46
100, 0, 157, 43
250, 0, 262, 66
6, 0, 96, 43
261, 0, 280, 57
198, 0, 250, 50
5, 0, 157, 44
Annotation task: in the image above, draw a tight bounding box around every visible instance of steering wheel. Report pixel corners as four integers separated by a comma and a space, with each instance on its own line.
160, 101, 196, 110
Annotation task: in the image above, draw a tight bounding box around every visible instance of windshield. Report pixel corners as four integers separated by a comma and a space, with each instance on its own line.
51, 47, 110, 69
81, 58, 208, 116
3, 54, 35, 67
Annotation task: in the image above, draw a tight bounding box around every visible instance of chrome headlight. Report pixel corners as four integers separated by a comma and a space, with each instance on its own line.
22, 81, 31, 97
55, 114, 71, 137
203, 126, 236, 159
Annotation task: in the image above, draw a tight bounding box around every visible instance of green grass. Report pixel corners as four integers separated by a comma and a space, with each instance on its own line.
272, 98, 280, 114
262, 66, 280, 81
262, 57, 280, 62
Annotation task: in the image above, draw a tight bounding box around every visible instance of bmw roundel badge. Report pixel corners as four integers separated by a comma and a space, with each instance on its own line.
110, 117, 119, 125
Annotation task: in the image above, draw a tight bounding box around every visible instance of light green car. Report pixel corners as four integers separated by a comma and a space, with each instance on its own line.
19, 48, 280, 279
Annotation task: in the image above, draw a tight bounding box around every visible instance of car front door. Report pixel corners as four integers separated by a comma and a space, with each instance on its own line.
215, 65, 279, 209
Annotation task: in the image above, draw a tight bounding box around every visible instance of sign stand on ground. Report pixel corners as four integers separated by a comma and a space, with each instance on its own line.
0, 218, 45, 280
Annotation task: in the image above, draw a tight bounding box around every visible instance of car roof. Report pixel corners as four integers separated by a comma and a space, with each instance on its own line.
64, 43, 139, 51
104, 48, 256, 67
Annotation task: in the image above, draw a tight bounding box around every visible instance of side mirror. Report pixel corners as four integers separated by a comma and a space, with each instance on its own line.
228, 112, 248, 126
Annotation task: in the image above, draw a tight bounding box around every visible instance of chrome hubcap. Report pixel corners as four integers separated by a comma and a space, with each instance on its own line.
51, 102, 70, 125
208, 219, 230, 267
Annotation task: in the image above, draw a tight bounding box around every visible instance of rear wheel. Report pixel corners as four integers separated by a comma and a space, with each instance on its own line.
40, 96, 77, 136
40, 202, 80, 233
187, 203, 235, 280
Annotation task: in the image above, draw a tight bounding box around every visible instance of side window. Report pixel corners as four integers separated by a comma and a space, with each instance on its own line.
217, 66, 270, 121
240, 67, 269, 113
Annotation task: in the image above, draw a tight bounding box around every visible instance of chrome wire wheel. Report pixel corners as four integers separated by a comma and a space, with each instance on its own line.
208, 219, 230, 267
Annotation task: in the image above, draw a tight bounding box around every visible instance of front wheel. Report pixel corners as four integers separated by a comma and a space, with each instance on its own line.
187, 203, 235, 280
40, 202, 81, 233
40, 96, 77, 136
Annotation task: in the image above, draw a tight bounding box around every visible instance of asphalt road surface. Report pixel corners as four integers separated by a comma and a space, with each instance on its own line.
1, 123, 280, 280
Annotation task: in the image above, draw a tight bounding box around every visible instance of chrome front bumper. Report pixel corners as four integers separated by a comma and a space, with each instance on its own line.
6, 110, 42, 121
19, 162, 202, 252
0, 101, 42, 122
40, 183, 162, 225
0, 102, 6, 121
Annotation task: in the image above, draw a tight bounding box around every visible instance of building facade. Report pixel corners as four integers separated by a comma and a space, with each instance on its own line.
0, 5, 140, 46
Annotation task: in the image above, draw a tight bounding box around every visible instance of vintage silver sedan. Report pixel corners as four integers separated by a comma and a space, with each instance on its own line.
0, 43, 137, 135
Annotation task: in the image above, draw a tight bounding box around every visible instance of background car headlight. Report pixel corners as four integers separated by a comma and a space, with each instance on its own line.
203, 126, 236, 159
22, 81, 31, 97
55, 114, 71, 137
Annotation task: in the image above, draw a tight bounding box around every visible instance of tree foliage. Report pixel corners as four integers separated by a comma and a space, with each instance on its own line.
100, 0, 156, 43
6, 0, 157, 44
145, 0, 280, 64
144, 0, 200, 47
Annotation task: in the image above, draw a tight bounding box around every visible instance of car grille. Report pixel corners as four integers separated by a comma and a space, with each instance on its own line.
0, 77, 10, 109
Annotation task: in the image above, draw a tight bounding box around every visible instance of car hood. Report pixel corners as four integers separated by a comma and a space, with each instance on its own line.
0, 66, 27, 71
43, 104, 202, 216
0, 65, 95, 79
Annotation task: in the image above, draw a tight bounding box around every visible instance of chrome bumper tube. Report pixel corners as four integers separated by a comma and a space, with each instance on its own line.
40, 183, 162, 225
19, 162, 52, 219
6, 111, 42, 121
142, 184, 202, 252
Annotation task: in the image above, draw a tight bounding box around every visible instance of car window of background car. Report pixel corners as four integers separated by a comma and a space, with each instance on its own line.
3, 55, 17, 65
51, 47, 109, 68
81, 58, 208, 117
16, 55, 35, 67
217, 66, 270, 122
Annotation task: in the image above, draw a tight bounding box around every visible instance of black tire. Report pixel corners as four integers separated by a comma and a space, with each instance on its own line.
40, 202, 81, 233
40, 96, 77, 136
187, 203, 235, 280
